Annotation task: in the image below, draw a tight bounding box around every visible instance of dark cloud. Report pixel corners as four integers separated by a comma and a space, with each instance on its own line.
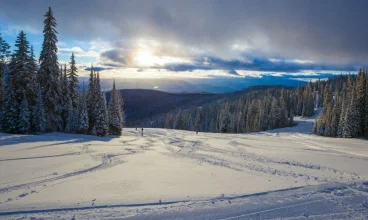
163, 55, 359, 73
1, 0, 368, 65
227, 70, 240, 75
84, 66, 112, 71
100, 49, 127, 65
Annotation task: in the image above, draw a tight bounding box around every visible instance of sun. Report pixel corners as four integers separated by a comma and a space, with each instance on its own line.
133, 49, 156, 67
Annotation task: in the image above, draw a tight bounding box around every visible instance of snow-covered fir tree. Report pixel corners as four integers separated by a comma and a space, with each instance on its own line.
194, 109, 202, 132
1, 83, 18, 133
77, 82, 89, 134
0, 33, 11, 112
356, 69, 366, 136
38, 7, 62, 131
68, 53, 79, 109
92, 72, 108, 136
60, 64, 73, 131
18, 93, 31, 134
343, 86, 360, 138
32, 84, 46, 134
174, 109, 186, 130
86, 65, 96, 133
1, 31, 37, 133
108, 80, 123, 135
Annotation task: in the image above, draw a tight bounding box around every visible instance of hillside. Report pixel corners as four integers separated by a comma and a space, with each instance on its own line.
106, 89, 223, 126
0, 112, 367, 219
107, 86, 294, 127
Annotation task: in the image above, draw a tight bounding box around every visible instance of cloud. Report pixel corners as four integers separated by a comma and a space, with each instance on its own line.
227, 70, 239, 75
59, 46, 99, 57
100, 49, 128, 65
162, 55, 359, 73
84, 66, 113, 71
2, 0, 368, 76
1, 24, 41, 36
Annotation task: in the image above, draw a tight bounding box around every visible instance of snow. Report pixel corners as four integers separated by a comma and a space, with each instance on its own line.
0, 112, 367, 219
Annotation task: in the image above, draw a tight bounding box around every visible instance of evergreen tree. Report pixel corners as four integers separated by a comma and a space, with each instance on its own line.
343, 86, 360, 138
32, 84, 46, 134
279, 88, 289, 126
86, 65, 96, 132
108, 80, 122, 135
18, 93, 31, 134
64, 99, 75, 133
8, 31, 36, 103
365, 71, 368, 137
2, 31, 36, 133
175, 109, 186, 130
77, 82, 89, 134
219, 102, 231, 132
356, 69, 366, 136
92, 72, 108, 136
116, 89, 125, 128
302, 82, 314, 117
60, 64, 71, 130
68, 53, 79, 109
1, 83, 18, 133
0, 33, 11, 112
194, 109, 202, 132
38, 7, 62, 131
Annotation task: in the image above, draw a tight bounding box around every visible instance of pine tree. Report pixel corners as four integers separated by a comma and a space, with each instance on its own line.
60, 64, 71, 130
289, 107, 294, 125
32, 84, 46, 134
343, 86, 360, 138
1, 83, 18, 133
302, 82, 314, 117
116, 89, 125, 128
92, 72, 108, 136
219, 102, 231, 132
18, 93, 31, 134
86, 65, 96, 132
65, 99, 75, 133
279, 88, 289, 126
356, 69, 366, 136
175, 109, 186, 130
194, 109, 202, 132
2, 31, 36, 133
38, 7, 62, 131
108, 80, 122, 135
0, 33, 11, 112
365, 71, 368, 137
8, 32, 36, 102
77, 82, 89, 134
68, 53, 79, 109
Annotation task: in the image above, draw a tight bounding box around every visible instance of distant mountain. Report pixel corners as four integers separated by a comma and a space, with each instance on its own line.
105, 89, 225, 126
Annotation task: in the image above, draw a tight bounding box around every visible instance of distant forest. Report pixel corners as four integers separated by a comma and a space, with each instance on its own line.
140, 73, 368, 138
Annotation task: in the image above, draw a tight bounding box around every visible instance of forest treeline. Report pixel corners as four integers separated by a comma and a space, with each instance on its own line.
143, 73, 368, 139
314, 70, 368, 138
143, 85, 314, 133
0, 7, 125, 136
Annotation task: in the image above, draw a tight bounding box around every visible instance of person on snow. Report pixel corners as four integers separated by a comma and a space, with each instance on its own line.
141, 128, 144, 136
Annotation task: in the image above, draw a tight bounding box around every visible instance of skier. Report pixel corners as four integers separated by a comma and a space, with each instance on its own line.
141, 128, 144, 136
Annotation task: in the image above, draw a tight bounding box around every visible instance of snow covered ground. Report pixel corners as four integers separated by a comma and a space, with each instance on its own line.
0, 113, 368, 219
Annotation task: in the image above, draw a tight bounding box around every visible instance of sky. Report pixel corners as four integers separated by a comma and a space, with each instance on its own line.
0, 0, 366, 88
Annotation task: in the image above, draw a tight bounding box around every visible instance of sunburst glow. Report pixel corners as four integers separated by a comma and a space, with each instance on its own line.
133, 49, 157, 67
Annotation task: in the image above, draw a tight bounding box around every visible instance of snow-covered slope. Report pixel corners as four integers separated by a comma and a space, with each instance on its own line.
0, 113, 367, 219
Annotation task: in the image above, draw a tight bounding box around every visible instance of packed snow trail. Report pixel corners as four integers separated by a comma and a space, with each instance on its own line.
0, 113, 367, 219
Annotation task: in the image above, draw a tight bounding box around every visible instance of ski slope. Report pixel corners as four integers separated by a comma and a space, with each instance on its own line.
0, 114, 368, 219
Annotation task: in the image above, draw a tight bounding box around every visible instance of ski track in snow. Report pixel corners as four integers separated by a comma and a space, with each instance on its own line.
0, 111, 367, 219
